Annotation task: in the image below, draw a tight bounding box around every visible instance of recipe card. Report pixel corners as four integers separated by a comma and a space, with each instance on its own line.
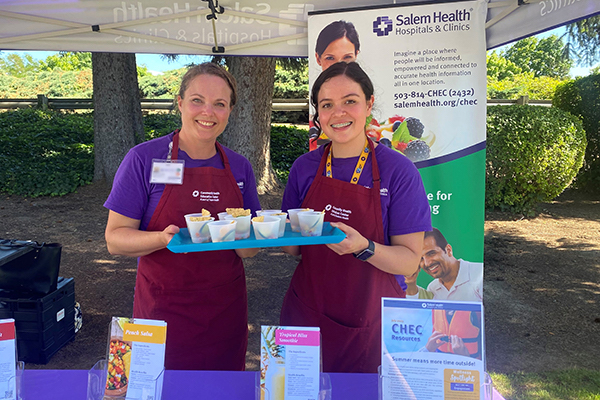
260, 326, 320, 400
105, 317, 167, 400
0, 319, 16, 400
381, 299, 486, 400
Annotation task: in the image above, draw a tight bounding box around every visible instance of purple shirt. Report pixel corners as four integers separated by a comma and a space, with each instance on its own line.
104, 132, 261, 230
282, 144, 432, 245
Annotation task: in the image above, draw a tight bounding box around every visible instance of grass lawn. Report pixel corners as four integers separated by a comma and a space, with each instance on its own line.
492, 369, 600, 400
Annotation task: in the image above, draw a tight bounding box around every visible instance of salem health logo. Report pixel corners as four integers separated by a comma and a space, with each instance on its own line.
373, 16, 393, 36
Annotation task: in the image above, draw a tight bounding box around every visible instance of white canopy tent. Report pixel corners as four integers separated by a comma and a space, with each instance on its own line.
0, 0, 598, 56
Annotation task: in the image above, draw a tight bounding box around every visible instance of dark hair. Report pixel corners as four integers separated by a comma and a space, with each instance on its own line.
315, 20, 360, 57
178, 62, 237, 107
424, 228, 449, 251
310, 62, 374, 132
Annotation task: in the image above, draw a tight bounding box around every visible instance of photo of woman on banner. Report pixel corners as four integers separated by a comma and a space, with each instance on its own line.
280, 62, 432, 373
420, 310, 483, 360
104, 63, 261, 371
310, 20, 361, 150
405, 227, 483, 302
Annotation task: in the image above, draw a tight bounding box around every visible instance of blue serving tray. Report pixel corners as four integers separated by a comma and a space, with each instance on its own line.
167, 222, 345, 253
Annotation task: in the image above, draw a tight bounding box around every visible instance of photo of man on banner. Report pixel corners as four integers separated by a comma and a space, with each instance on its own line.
405, 227, 483, 302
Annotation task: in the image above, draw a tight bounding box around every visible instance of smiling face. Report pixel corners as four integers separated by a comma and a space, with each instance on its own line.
316, 37, 358, 71
316, 75, 373, 151
177, 74, 232, 145
421, 236, 455, 281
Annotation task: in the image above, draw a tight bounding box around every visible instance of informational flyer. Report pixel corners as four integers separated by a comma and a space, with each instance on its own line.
381, 298, 485, 400
308, 0, 487, 301
105, 317, 167, 400
0, 319, 16, 400
260, 326, 321, 400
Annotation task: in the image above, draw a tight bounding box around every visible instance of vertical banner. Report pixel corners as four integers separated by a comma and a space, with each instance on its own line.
308, 0, 486, 302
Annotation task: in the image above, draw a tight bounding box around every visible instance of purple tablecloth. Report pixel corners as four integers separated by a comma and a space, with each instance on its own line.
21, 369, 505, 399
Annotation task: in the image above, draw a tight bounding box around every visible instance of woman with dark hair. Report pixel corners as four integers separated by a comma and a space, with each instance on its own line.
315, 20, 360, 70
281, 62, 432, 373
104, 63, 260, 371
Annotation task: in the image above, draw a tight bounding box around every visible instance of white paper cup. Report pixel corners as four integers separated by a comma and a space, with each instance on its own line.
257, 209, 282, 216
224, 214, 251, 240
217, 211, 230, 221
298, 211, 325, 237
257, 211, 287, 237
208, 220, 237, 242
184, 214, 215, 244
288, 208, 313, 233
252, 216, 279, 240
273, 213, 288, 237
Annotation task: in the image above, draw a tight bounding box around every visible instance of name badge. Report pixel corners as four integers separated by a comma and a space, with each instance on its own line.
150, 159, 185, 185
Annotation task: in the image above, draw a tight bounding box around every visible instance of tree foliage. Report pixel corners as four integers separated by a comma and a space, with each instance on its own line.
566, 15, 600, 67
273, 64, 308, 99
487, 72, 563, 100
0, 53, 41, 78
487, 51, 522, 81
502, 35, 572, 79
138, 68, 185, 98
486, 36, 572, 100
0, 70, 93, 98
0, 52, 307, 106
39, 52, 92, 71
553, 73, 600, 192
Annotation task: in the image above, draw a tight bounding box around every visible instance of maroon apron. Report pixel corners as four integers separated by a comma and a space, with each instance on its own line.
280, 140, 405, 373
135, 132, 248, 371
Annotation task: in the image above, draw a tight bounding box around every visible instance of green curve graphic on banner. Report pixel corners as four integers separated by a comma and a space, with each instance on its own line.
415, 149, 485, 287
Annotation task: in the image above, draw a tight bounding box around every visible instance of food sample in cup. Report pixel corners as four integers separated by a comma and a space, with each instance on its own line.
252, 216, 279, 240
298, 211, 325, 237
208, 220, 237, 242
224, 212, 252, 240
288, 208, 313, 232
226, 208, 251, 217
184, 214, 215, 243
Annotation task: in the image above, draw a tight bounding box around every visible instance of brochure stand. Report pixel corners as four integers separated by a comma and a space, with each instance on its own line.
87, 359, 165, 400
8, 361, 24, 400
255, 371, 332, 400
377, 366, 494, 400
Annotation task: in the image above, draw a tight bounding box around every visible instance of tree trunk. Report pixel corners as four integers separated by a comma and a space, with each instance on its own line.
92, 52, 144, 184
222, 57, 280, 194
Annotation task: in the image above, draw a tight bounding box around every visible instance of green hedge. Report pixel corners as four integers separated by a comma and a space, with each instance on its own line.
2, 107, 588, 215
486, 105, 586, 214
0, 109, 94, 197
553, 73, 600, 192
143, 113, 181, 140
0, 110, 308, 196
270, 125, 309, 183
